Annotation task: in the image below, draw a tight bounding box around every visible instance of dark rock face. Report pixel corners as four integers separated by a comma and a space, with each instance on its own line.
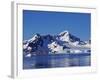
23, 31, 90, 55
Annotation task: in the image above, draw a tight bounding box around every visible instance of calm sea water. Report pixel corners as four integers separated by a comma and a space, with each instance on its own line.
23, 53, 91, 69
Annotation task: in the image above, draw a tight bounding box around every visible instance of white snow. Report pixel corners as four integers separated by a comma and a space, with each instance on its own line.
71, 41, 79, 46
68, 49, 82, 53
27, 46, 32, 51
23, 30, 91, 54
73, 49, 82, 53
48, 42, 63, 53
23, 43, 29, 49
28, 35, 39, 42
59, 30, 69, 36
59, 31, 70, 42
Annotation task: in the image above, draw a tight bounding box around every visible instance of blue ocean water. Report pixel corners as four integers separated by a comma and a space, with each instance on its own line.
23, 53, 91, 69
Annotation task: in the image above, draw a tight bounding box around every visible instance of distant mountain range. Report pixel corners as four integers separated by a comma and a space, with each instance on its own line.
23, 30, 91, 57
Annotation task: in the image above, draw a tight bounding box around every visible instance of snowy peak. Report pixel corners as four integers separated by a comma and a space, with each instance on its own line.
58, 30, 70, 42
28, 33, 41, 42
59, 30, 69, 36
58, 30, 80, 43
23, 30, 91, 56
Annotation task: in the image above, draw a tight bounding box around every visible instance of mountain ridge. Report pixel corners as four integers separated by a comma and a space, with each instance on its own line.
23, 30, 91, 57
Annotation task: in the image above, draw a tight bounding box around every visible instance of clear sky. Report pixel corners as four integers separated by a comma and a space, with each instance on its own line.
23, 10, 91, 41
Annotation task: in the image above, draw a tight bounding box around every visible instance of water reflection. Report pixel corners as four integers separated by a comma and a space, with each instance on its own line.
23, 53, 91, 69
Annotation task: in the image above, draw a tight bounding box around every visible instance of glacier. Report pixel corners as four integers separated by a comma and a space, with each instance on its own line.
23, 30, 91, 57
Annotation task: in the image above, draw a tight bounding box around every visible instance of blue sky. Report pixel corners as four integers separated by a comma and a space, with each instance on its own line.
23, 10, 91, 41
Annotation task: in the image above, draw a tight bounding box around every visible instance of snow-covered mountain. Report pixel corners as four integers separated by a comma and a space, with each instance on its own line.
23, 30, 91, 57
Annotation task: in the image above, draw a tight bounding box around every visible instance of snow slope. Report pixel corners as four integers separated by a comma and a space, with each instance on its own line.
23, 30, 91, 56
